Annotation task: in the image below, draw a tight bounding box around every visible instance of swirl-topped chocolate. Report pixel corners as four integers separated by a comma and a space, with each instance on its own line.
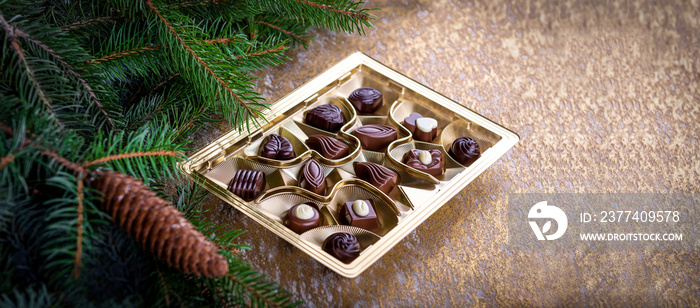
305, 135, 350, 160
402, 149, 444, 176
351, 124, 397, 152
348, 87, 383, 113
227, 169, 265, 201
449, 137, 481, 166
353, 162, 398, 194
260, 134, 295, 160
304, 104, 345, 132
323, 232, 361, 263
298, 159, 326, 195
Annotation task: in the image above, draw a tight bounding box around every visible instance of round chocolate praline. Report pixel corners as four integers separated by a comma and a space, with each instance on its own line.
323, 232, 361, 263
449, 137, 481, 166
286, 203, 321, 234
348, 87, 383, 113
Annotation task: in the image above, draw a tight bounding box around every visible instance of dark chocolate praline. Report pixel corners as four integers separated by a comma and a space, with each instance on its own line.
259, 134, 295, 160
305, 135, 350, 160
323, 232, 361, 263
351, 124, 397, 152
227, 169, 265, 201
449, 137, 481, 166
304, 104, 345, 132
348, 87, 383, 113
402, 149, 444, 176
286, 203, 321, 234
298, 159, 326, 195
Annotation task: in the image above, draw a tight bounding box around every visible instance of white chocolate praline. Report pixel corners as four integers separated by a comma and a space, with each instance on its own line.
418, 150, 432, 165
352, 200, 369, 217
293, 204, 315, 220
415, 117, 438, 133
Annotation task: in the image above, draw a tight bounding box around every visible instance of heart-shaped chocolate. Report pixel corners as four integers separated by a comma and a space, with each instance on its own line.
403, 112, 422, 134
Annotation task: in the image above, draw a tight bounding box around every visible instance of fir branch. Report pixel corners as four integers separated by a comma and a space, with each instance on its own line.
83, 150, 181, 167
72, 175, 85, 279
294, 0, 370, 21
225, 273, 285, 308
1, 15, 117, 130
88, 45, 163, 63
145, 0, 257, 124
255, 20, 310, 44
0, 15, 58, 126
202, 36, 240, 44
156, 265, 171, 307
61, 16, 122, 31
146, 72, 180, 97
40, 149, 86, 174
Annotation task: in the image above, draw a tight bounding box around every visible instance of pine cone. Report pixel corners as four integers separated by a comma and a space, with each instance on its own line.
89, 170, 228, 277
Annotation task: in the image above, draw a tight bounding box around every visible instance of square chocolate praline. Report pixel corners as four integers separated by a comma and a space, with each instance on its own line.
339, 200, 378, 231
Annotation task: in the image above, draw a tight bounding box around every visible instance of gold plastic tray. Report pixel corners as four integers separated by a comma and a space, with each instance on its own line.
181, 52, 519, 278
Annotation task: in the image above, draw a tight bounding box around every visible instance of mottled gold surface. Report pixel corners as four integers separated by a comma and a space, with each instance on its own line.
195, 0, 700, 306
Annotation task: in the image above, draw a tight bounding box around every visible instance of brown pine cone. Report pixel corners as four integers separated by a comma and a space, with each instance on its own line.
89, 170, 228, 277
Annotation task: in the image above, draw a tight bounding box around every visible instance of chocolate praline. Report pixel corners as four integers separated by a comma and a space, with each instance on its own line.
323, 232, 361, 263
298, 159, 326, 195
227, 169, 265, 201
305, 135, 350, 160
286, 203, 321, 234
348, 87, 383, 113
339, 200, 378, 231
449, 137, 481, 165
351, 124, 397, 152
259, 134, 295, 160
402, 149, 444, 176
413, 117, 438, 142
352, 162, 398, 194
403, 112, 422, 134
304, 104, 345, 132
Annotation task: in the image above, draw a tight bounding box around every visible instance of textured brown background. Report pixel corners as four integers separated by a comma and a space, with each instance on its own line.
196, 0, 700, 306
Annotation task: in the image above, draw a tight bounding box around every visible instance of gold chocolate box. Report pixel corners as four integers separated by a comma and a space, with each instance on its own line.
180, 52, 519, 278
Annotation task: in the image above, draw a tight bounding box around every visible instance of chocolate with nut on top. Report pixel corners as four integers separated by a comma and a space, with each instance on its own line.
323, 232, 361, 263
304, 104, 345, 132
227, 169, 265, 201
402, 149, 444, 176
339, 199, 378, 231
259, 134, 295, 160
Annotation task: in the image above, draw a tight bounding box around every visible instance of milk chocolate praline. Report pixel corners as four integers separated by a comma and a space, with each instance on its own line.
286, 203, 321, 234
298, 159, 326, 195
304, 104, 345, 132
305, 135, 350, 160
323, 232, 361, 263
351, 124, 397, 152
260, 134, 295, 160
227, 169, 265, 201
449, 137, 481, 166
348, 87, 383, 113
353, 162, 398, 194
339, 200, 378, 231
402, 149, 444, 176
